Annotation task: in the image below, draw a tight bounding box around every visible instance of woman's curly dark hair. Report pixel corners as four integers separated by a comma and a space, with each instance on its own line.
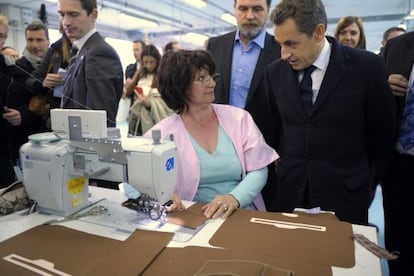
157, 50, 216, 114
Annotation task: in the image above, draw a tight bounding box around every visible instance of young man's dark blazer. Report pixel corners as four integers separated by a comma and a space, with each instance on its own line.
61, 32, 123, 127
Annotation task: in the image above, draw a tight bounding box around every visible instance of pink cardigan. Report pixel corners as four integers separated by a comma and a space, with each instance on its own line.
144, 104, 279, 211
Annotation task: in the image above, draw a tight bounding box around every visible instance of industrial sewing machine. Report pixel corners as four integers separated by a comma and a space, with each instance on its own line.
19, 109, 177, 216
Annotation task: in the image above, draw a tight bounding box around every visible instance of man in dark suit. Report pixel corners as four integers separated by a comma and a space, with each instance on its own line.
121, 40, 145, 108
125, 40, 145, 81
206, 0, 281, 211
264, 0, 396, 225
382, 31, 414, 276
0, 20, 48, 188
58, 0, 123, 189
58, 0, 123, 128
0, 15, 20, 188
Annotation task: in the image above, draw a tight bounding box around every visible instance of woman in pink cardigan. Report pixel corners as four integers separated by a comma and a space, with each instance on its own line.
143, 50, 279, 219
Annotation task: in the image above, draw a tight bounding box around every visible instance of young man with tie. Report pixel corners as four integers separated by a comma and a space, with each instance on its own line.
57, 0, 123, 189
57, 0, 123, 128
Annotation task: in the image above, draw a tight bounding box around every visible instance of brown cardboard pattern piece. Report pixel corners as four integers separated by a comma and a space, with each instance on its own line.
142, 246, 332, 276
166, 202, 209, 229
194, 259, 293, 276
0, 225, 173, 275
209, 209, 355, 268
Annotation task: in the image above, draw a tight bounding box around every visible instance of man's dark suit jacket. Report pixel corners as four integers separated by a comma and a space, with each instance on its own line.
206, 31, 281, 211
0, 56, 43, 187
264, 36, 396, 224
62, 32, 123, 127
383, 32, 414, 129
382, 31, 414, 276
125, 63, 137, 80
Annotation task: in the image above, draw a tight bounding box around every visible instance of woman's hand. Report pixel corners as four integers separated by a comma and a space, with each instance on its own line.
202, 194, 240, 219
165, 193, 186, 213
134, 88, 151, 108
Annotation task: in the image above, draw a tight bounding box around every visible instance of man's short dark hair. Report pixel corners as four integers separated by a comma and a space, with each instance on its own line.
133, 39, 145, 47
234, 0, 271, 7
79, 0, 97, 15
25, 20, 49, 40
164, 41, 178, 53
270, 0, 327, 37
382, 26, 406, 41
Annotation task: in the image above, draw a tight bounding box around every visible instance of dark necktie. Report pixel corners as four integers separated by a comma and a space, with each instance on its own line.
68, 46, 78, 65
398, 82, 414, 152
300, 65, 316, 114
61, 46, 78, 108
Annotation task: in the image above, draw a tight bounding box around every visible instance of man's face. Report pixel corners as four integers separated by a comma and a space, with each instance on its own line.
25, 29, 49, 58
58, 0, 97, 40
133, 42, 143, 62
0, 25, 8, 49
274, 18, 323, 71
382, 30, 405, 47
234, 0, 269, 41
171, 43, 181, 52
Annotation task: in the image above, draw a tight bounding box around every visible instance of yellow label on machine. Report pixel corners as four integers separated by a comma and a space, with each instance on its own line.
67, 177, 86, 207
67, 177, 86, 194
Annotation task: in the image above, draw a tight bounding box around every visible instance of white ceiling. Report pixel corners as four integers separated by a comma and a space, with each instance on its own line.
1, 0, 413, 52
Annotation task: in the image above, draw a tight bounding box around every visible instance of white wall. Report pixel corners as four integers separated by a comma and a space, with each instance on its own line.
105, 37, 134, 74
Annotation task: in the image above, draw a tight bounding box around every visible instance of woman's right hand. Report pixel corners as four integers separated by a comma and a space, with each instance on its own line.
165, 193, 186, 212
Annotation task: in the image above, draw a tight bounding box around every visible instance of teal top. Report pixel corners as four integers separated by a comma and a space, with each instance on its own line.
191, 125, 267, 208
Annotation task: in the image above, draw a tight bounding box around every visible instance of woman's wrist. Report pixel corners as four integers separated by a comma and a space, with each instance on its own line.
227, 194, 240, 208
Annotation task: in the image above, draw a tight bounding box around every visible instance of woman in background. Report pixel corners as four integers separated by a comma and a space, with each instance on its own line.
334, 16, 366, 49
125, 44, 172, 135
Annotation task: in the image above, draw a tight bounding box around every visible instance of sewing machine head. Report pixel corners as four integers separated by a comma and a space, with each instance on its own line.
20, 109, 177, 216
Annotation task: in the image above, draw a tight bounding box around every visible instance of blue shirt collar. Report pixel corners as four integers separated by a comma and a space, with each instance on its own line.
235, 28, 266, 49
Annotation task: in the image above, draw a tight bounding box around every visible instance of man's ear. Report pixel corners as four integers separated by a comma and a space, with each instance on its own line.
91, 8, 98, 21
314, 23, 326, 42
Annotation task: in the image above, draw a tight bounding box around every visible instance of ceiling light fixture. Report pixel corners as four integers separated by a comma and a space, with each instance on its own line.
182, 32, 209, 46
118, 13, 158, 29
98, 8, 158, 29
221, 13, 237, 26
398, 23, 407, 30
182, 0, 207, 8
403, 8, 414, 20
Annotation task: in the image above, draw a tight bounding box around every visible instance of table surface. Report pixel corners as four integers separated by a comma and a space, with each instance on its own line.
0, 186, 382, 276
